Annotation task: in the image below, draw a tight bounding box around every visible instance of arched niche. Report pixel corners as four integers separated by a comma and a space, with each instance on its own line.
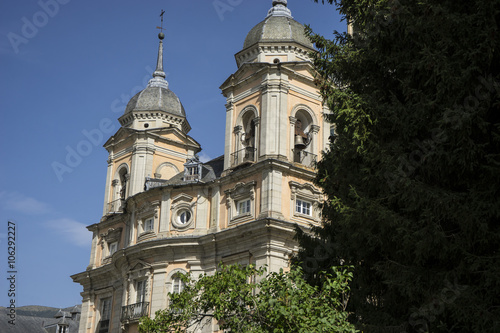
112, 163, 130, 201
154, 162, 179, 180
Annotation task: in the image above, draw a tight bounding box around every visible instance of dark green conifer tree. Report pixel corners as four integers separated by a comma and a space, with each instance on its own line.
296, 0, 500, 331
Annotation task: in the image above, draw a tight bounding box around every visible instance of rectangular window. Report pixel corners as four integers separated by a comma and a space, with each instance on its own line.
108, 242, 118, 256
136, 280, 146, 303
296, 199, 311, 216
144, 218, 154, 232
237, 199, 251, 215
134, 280, 147, 317
98, 297, 111, 333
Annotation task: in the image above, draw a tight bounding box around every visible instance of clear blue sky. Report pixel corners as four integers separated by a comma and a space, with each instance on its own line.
0, 0, 344, 308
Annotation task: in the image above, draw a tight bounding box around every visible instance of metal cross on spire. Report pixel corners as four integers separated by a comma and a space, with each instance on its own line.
156, 9, 166, 34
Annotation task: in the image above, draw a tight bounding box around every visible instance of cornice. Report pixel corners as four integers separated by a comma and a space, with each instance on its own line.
220, 158, 316, 186
108, 131, 201, 160
118, 111, 186, 128
235, 41, 316, 68
221, 62, 319, 103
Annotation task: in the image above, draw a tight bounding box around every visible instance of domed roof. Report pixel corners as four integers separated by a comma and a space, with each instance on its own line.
124, 85, 185, 117
243, 1, 313, 50
124, 34, 185, 118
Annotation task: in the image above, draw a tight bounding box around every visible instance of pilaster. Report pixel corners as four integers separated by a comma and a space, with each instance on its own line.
78, 293, 92, 333
289, 116, 297, 161
210, 185, 220, 232
88, 230, 98, 268
322, 105, 332, 151
259, 168, 284, 219
103, 156, 114, 216
310, 124, 321, 157
195, 188, 209, 230
150, 266, 168, 318
159, 191, 171, 232
129, 144, 155, 196
223, 97, 235, 171
259, 70, 289, 160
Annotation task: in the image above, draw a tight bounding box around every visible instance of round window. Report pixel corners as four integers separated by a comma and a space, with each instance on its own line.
172, 207, 194, 229
178, 210, 191, 225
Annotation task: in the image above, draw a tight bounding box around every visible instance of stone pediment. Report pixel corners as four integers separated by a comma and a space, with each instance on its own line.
103, 127, 135, 149
171, 193, 194, 204
151, 127, 201, 150
137, 201, 160, 219
128, 259, 152, 274
100, 227, 123, 243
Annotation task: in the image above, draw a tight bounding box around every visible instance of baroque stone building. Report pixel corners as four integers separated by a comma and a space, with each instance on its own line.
72, 1, 332, 332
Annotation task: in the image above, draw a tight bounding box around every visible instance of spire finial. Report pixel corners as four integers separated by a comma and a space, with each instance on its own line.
267, 0, 292, 18
149, 10, 169, 89
273, 0, 287, 6
157, 9, 165, 39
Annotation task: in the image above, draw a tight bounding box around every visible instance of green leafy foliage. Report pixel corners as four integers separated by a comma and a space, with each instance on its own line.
296, 0, 500, 332
138, 265, 357, 333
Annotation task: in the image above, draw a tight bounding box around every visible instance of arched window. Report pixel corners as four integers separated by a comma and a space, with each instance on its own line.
172, 274, 185, 294
292, 108, 317, 167
233, 107, 259, 166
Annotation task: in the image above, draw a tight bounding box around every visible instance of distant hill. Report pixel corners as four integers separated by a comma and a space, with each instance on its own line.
0, 305, 80, 333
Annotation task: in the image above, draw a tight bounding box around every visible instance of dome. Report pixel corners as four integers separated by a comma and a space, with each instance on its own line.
243, 1, 313, 50
124, 85, 186, 117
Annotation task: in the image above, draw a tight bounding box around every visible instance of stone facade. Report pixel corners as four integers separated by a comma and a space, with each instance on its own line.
72, 2, 331, 333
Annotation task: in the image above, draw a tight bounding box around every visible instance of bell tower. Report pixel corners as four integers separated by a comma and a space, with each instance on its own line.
102, 32, 201, 216
73, 4, 331, 333
221, 0, 331, 173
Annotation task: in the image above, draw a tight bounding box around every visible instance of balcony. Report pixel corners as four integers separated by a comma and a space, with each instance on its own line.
107, 199, 124, 214
121, 302, 149, 322
292, 149, 317, 168
231, 147, 256, 167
